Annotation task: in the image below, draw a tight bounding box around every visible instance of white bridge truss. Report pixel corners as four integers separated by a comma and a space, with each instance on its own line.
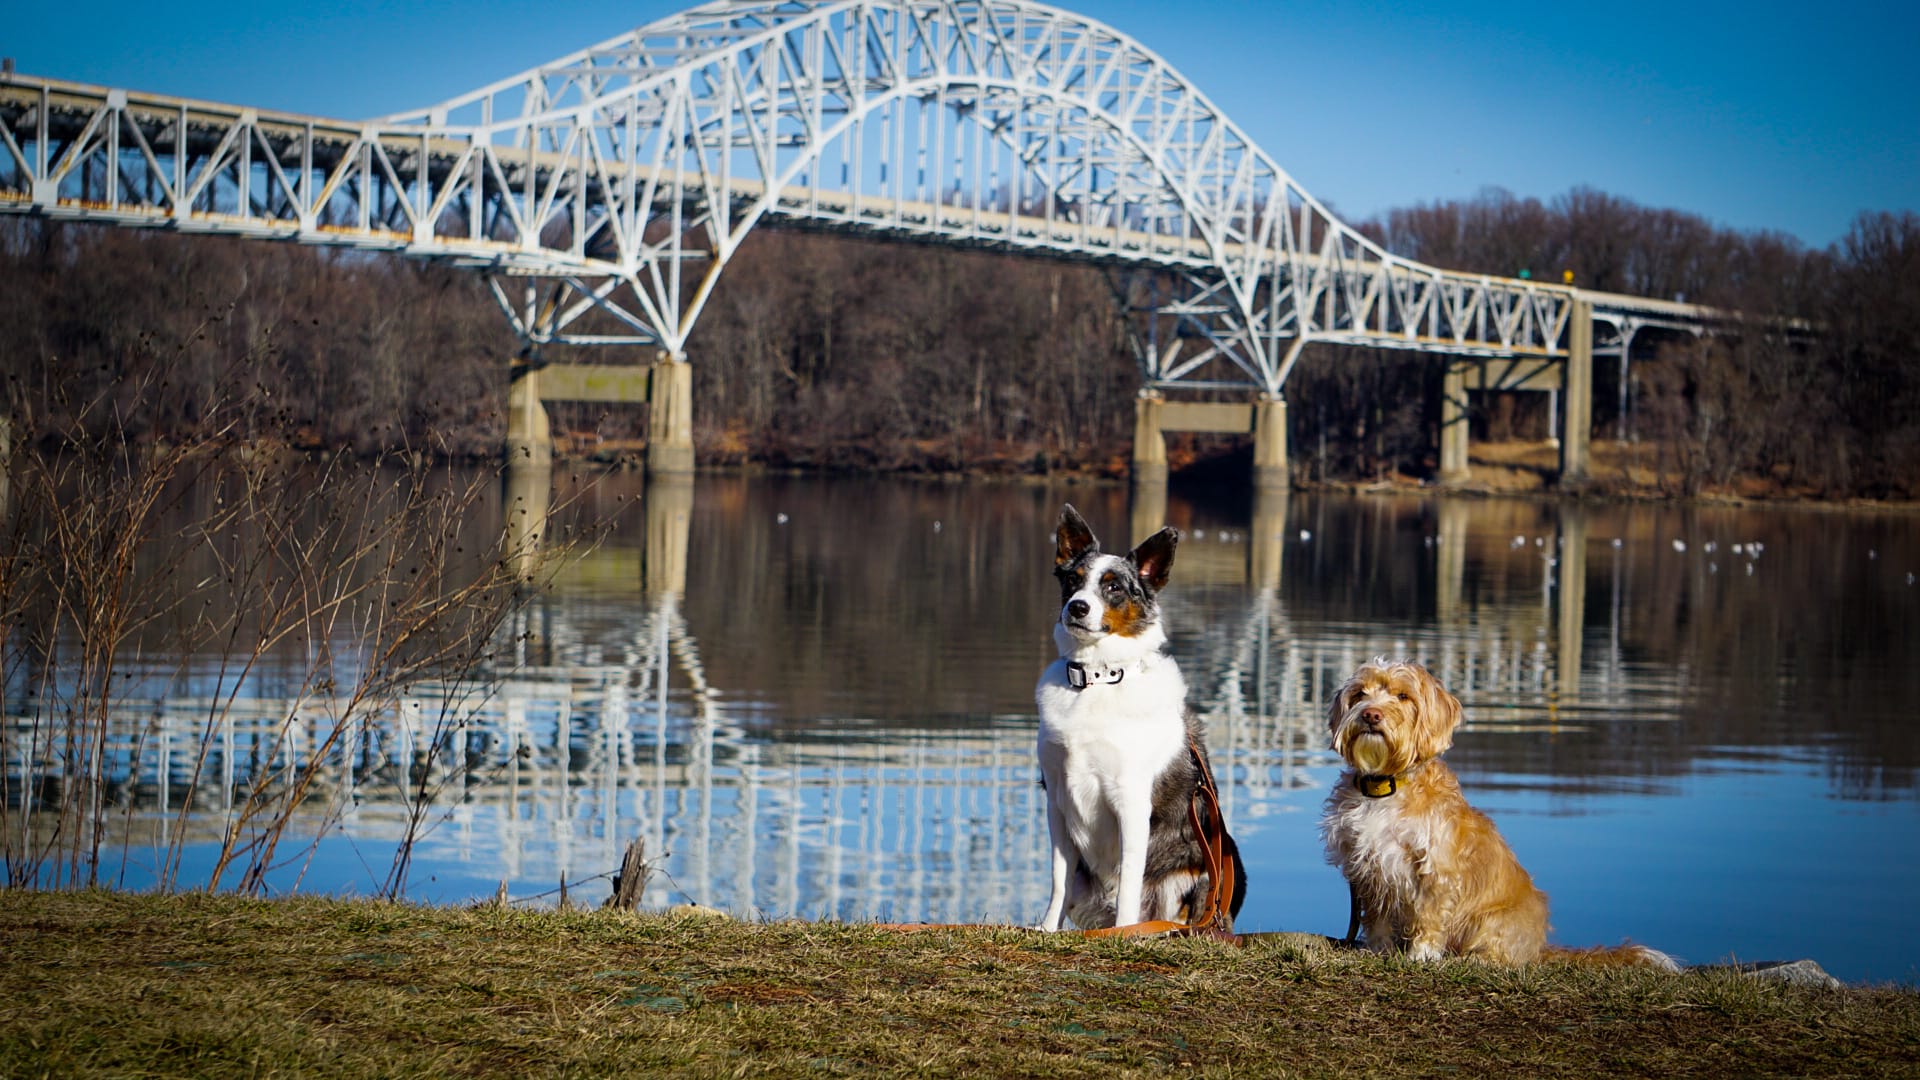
0, 0, 1710, 392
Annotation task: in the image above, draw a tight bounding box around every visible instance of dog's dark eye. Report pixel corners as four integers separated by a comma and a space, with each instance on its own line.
1396, 692, 1412, 702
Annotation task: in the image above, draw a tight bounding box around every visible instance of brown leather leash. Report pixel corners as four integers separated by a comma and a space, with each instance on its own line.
879, 740, 1240, 943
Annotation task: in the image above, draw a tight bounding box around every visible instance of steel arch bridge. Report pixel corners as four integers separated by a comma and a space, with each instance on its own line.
0, 0, 1711, 471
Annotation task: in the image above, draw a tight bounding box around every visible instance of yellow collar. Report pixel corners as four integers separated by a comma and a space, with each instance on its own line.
1354, 773, 1397, 798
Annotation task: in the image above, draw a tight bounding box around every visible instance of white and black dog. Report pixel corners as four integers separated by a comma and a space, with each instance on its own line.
1033, 504, 1246, 932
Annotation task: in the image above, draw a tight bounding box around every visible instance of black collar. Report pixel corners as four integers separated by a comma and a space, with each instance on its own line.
1353, 760, 1431, 798
1065, 661, 1126, 690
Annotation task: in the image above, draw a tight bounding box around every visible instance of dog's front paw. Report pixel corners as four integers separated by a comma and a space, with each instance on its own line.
1407, 940, 1445, 962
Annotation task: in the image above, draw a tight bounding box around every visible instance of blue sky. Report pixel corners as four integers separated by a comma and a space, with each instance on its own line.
10, 0, 1913, 249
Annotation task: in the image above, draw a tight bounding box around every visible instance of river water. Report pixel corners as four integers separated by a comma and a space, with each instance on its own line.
8, 469, 1918, 984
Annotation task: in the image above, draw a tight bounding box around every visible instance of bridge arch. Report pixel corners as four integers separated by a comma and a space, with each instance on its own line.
377, 0, 1354, 390
360, 0, 1575, 393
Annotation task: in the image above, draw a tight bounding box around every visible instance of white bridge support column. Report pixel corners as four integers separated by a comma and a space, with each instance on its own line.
1133, 392, 1289, 505
648, 355, 696, 478
1439, 361, 1471, 484
1252, 395, 1289, 492
506, 363, 552, 468
1131, 390, 1169, 490
1559, 296, 1595, 484
502, 357, 693, 477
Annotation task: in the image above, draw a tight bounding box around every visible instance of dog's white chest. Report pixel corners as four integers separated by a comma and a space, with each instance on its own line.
1328, 790, 1440, 893
1035, 658, 1187, 871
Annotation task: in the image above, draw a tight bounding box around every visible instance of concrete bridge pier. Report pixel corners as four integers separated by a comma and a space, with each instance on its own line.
506, 363, 552, 469
502, 355, 695, 477
1130, 389, 1291, 499
647, 354, 696, 478
1131, 390, 1169, 491
1439, 362, 1470, 484
1437, 296, 1595, 488
1558, 296, 1595, 484
1252, 394, 1289, 493
1130, 390, 1170, 545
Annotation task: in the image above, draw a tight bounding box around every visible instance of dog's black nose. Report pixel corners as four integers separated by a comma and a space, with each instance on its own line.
1067, 599, 1090, 619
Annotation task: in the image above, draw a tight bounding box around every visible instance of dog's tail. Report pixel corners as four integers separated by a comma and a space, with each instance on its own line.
1541, 943, 1681, 972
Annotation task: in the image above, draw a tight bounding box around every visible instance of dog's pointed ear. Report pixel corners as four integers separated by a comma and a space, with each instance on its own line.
1413, 664, 1463, 758
1055, 504, 1098, 568
1129, 527, 1179, 593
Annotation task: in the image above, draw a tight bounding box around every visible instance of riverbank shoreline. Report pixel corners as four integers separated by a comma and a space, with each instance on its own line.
3, 890, 1915, 1078
16, 430, 1916, 514
601, 433, 1920, 513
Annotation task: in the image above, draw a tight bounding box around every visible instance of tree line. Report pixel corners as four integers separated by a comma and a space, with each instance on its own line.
1341, 189, 1916, 497
2, 187, 1914, 497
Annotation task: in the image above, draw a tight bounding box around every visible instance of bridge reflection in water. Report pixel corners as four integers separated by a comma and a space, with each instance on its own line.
397, 471, 1607, 923
11, 471, 1616, 926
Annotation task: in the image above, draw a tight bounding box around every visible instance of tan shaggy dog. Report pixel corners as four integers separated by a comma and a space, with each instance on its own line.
1321, 658, 1676, 969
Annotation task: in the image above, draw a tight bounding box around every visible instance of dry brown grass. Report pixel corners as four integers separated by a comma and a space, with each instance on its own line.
2, 890, 1915, 1078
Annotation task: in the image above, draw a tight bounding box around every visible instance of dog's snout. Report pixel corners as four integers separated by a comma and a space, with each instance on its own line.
1360, 706, 1383, 727
1066, 599, 1091, 620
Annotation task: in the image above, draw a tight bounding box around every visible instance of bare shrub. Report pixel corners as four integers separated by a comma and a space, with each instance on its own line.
1, 339, 585, 897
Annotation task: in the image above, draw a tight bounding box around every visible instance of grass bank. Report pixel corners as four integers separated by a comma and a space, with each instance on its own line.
3, 891, 1916, 1078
